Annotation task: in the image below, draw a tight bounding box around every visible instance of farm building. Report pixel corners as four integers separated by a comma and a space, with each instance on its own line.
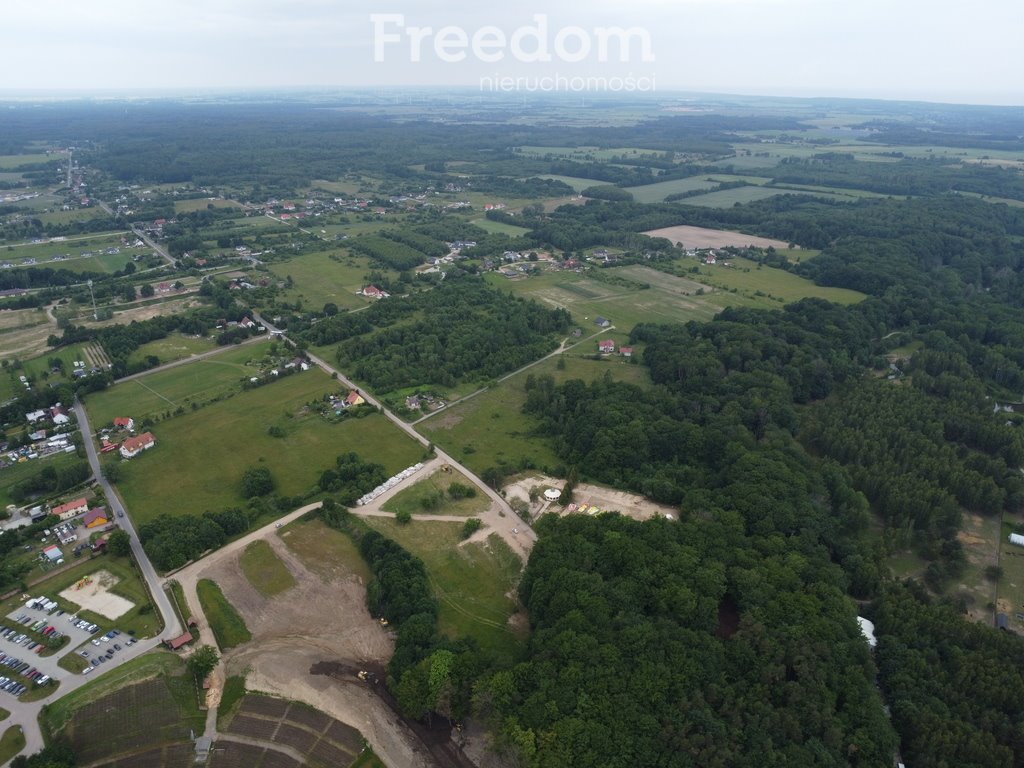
1009, 533, 1024, 547
83, 508, 109, 528
619, 346, 634, 358
52, 498, 88, 521
166, 631, 194, 650
594, 316, 611, 328
120, 432, 156, 459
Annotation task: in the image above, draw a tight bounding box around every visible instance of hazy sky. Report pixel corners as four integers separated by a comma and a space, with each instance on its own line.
4, 0, 1023, 105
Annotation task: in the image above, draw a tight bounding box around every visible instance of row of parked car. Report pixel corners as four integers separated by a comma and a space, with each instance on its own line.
81, 631, 135, 674
65, 614, 101, 634
1, 618, 62, 654
0, 651, 51, 695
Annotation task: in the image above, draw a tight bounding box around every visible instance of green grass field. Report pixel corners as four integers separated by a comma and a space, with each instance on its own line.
0, 153, 55, 169
361, 518, 525, 660
535, 174, 610, 192
239, 540, 296, 598
470, 218, 532, 236
173, 198, 243, 214
267, 251, 393, 311
381, 468, 490, 518
84, 341, 273, 428
420, 354, 649, 477
109, 368, 424, 523
279, 516, 372, 584
624, 176, 722, 203
307, 178, 370, 196
485, 267, 731, 330
126, 334, 217, 368
681, 185, 801, 208
1, 231, 127, 264
197, 578, 252, 650
685, 257, 866, 305
0, 725, 25, 764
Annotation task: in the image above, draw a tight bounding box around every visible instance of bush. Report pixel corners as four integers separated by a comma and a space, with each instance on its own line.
396, 509, 412, 525
241, 466, 275, 498
460, 518, 482, 539
448, 483, 477, 500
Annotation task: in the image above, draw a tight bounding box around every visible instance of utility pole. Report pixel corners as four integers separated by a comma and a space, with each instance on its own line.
87, 279, 98, 320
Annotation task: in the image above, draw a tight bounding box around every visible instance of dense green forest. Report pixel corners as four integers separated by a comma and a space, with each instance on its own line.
306, 278, 570, 392
481, 513, 895, 767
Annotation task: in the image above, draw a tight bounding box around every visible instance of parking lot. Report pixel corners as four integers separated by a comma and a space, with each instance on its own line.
1, 595, 136, 700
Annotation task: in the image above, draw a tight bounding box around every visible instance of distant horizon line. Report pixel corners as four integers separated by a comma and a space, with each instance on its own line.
0, 85, 1021, 110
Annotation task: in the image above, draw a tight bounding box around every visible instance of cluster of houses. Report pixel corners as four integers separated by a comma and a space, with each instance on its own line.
32, 496, 116, 565
98, 417, 157, 460
597, 339, 633, 358
0, 405, 77, 472
248, 356, 311, 388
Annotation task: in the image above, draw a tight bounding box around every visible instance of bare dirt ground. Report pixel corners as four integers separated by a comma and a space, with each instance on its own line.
504, 473, 678, 522
173, 512, 451, 768
644, 224, 793, 250
0, 312, 58, 360
58, 569, 135, 619
84, 297, 202, 328
956, 512, 1000, 624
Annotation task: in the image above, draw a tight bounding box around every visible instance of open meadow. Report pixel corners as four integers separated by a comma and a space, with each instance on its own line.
420, 354, 650, 477
677, 257, 866, 305
361, 517, 525, 661
381, 467, 491, 518
84, 341, 274, 428
106, 368, 424, 522
268, 251, 395, 311
624, 176, 721, 203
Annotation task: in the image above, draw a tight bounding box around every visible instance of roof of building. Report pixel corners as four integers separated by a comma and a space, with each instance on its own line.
167, 631, 193, 650
52, 497, 88, 516
113, 416, 133, 428
121, 432, 156, 453
83, 508, 108, 526
43, 545, 62, 561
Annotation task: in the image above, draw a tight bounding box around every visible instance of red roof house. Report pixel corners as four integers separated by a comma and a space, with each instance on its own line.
120, 432, 156, 459
598, 340, 616, 354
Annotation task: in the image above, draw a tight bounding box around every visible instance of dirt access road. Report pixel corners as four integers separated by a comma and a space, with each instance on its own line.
171, 505, 458, 768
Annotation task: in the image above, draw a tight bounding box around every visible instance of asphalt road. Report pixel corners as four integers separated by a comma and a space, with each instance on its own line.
72, 398, 182, 643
